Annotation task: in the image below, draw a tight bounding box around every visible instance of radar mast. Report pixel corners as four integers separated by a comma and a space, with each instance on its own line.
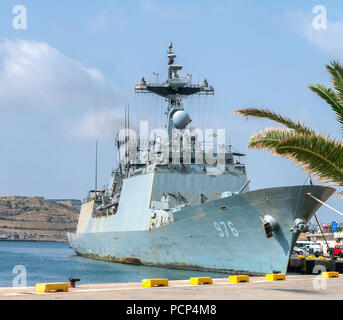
135, 42, 214, 140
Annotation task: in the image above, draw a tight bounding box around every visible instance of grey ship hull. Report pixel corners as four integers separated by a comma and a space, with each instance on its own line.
68, 185, 334, 275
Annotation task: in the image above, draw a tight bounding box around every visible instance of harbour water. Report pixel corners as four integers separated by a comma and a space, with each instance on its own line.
0, 241, 229, 287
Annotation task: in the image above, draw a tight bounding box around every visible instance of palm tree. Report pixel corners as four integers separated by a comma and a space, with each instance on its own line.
234, 60, 343, 191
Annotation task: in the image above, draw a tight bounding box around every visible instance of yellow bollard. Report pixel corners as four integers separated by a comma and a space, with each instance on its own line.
266, 274, 286, 281
322, 272, 339, 278
229, 275, 249, 283
142, 279, 168, 287
35, 283, 69, 293
189, 277, 213, 285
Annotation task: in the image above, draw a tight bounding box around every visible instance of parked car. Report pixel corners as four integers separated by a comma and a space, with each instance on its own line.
333, 245, 343, 257
293, 246, 308, 255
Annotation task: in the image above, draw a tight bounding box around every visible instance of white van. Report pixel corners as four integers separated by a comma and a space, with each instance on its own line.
296, 241, 315, 249
296, 241, 321, 255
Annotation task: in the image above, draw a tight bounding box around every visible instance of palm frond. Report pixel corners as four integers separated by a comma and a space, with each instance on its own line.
248, 129, 343, 186
248, 127, 296, 150
273, 134, 343, 186
329, 60, 343, 81
234, 108, 313, 134
326, 60, 343, 99
234, 61, 343, 192
308, 83, 343, 133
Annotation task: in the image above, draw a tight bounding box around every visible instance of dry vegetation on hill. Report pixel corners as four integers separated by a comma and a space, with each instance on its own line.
0, 196, 79, 241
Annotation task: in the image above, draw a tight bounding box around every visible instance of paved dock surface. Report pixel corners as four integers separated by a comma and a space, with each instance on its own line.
0, 275, 342, 300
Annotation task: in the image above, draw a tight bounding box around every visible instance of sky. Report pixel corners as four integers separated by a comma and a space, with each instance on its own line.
0, 0, 343, 223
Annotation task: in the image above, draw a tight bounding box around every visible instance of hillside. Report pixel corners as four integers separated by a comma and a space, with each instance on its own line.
0, 196, 79, 241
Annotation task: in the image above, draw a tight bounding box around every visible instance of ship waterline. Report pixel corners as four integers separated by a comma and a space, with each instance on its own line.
68, 185, 335, 275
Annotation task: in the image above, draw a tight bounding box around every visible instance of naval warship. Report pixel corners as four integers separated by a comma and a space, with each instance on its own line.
68, 43, 335, 275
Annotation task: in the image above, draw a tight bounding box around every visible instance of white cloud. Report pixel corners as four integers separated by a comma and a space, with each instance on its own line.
69, 108, 124, 140
0, 39, 126, 139
287, 11, 343, 57
0, 39, 123, 111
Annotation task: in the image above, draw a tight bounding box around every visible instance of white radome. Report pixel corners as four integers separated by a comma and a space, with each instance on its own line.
172, 110, 191, 129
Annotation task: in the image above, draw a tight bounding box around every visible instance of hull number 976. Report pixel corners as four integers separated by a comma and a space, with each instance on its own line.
213, 221, 239, 238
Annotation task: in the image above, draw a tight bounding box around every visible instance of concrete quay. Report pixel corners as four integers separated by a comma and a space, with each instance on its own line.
0, 274, 342, 300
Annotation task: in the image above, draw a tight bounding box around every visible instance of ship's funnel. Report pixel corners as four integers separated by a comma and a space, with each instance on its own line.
172, 110, 191, 129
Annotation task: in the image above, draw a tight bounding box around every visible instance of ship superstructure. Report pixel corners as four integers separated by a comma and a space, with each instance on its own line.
68, 44, 335, 275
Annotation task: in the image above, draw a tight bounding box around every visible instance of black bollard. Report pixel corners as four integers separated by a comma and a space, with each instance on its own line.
68, 278, 81, 288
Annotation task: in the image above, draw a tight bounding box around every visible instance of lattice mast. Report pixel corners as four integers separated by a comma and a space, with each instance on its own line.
134, 42, 214, 141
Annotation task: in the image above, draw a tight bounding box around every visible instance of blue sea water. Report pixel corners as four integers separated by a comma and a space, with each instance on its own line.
0, 241, 228, 287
